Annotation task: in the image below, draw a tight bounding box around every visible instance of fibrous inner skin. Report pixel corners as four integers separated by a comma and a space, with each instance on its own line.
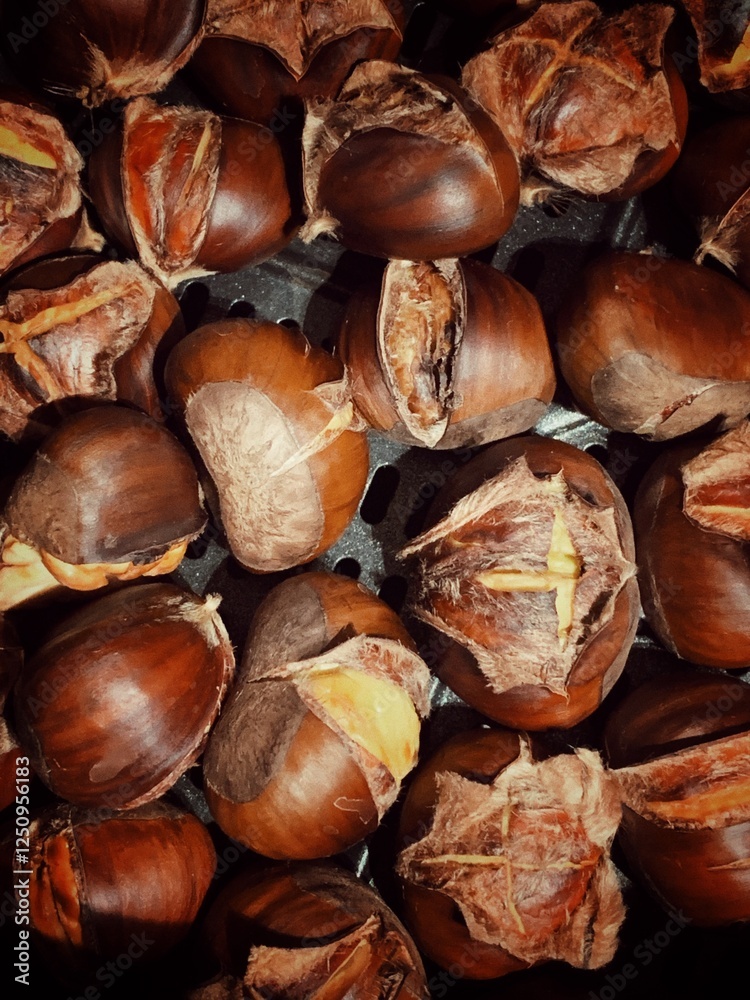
0, 126, 57, 169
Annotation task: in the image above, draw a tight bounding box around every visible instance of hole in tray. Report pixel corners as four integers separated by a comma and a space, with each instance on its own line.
360, 465, 401, 525
378, 575, 408, 613
277, 317, 300, 329
179, 282, 210, 332
320, 336, 334, 354
511, 246, 545, 292
334, 558, 361, 580
228, 300, 255, 318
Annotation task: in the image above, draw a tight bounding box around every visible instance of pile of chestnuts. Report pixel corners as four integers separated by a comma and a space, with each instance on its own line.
1, 0, 750, 997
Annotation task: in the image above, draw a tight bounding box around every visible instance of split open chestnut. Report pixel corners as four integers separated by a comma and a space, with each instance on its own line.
400, 436, 639, 730
461, 1, 688, 203
0, 253, 184, 442
27, 801, 216, 974
190, 862, 428, 998
203, 571, 430, 859
634, 420, 750, 669
14, 581, 234, 809
338, 257, 555, 449
677, 1, 750, 102
300, 60, 520, 260
192, 0, 405, 125
88, 97, 296, 288
165, 319, 369, 573
605, 673, 750, 925
556, 251, 750, 440
0, 405, 207, 609
396, 728, 625, 978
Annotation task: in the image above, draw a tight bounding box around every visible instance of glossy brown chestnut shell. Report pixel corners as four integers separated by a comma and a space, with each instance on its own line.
0, 253, 184, 442
400, 435, 639, 730
301, 60, 520, 260
461, 1, 688, 203
396, 729, 625, 977
191, 861, 428, 998
165, 319, 369, 573
634, 422, 750, 669
88, 97, 296, 288
203, 571, 430, 859
338, 257, 555, 449
14, 581, 235, 808
605, 673, 750, 925
2, 0, 206, 107
0, 404, 207, 609
556, 251, 750, 440
192, 0, 405, 125
27, 801, 216, 972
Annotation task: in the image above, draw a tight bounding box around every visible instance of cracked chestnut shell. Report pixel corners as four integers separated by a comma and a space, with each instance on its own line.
14, 581, 234, 808
190, 862, 428, 998
0, 404, 207, 609
192, 0, 405, 125
0, 253, 184, 442
2, 0, 206, 107
556, 251, 750, 440
400, 436, 639, 730
634, 421, 750, 669
0, 94, 99, 280
461, 1, 688, 203
165, 319, 369, 573
27, 801, 216, 973
396, 729, 625, 977
338, 257, 555, 449
203, 571, 430, 859
677, 1, 750, 102
88, 97, 296, 289
301, 60, 520, 260
605, 673, 750, 925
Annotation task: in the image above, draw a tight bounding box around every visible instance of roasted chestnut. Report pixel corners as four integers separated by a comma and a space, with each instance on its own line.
165, 319, 369, 573
634, 421, 750, 669
400, 436, 639, 730
461, 1, 688, 203
14, 581, 234, 808
0, 253, 184, 442
27, 801, 216, 973
88, 97, 296, 288
0, 94, 100, 279
300, 60, 520, 260
0, 405, 207, 609
677, 1, 750, 101
190, 862, 428, 998
338, 257, 555, 448
396, 728, 625, 977
2, 0, 206, 107
605, 673, 750, 925
191, 0, 405, 125
556, 250, 750, 440
203, 571, 430, 859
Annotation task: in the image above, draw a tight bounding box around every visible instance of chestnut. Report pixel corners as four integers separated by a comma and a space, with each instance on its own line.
0, 405, 207, 609
634, 421, 750, 669
461, 1, 688, 203
672, 116, 750, 289
0, 253, 184, 442
27, 801, 216, 973
203, 571, 430, 859
88, 97, 296, 289
677, 1, 750, 101
338, 257, 556, 449
396, 728, 625, 977
556, 250, 750, 440
2, 0, 206, 107
604, 673, 750, 926
13, 581, 234, 808
165, 319, 369, 573
191, 0, 405, 126
400, 436, 639, 730
300, 60, 520, 260
0, 615, 23, 812
0, 94, 100, 280
190, 862, 428, 998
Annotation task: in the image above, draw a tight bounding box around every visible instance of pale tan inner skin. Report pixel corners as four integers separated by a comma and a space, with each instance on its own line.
0, 125, 57, 169
297, 666, 420, 782
711, 25, 750, 81
311, 936, 378, 1000
645, 776, 750, 824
